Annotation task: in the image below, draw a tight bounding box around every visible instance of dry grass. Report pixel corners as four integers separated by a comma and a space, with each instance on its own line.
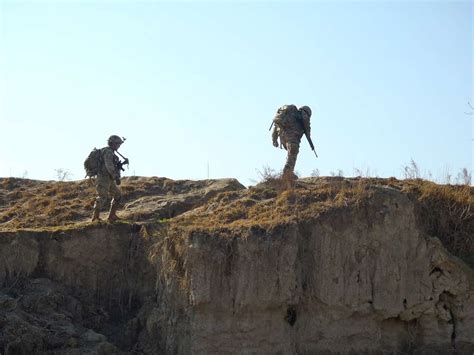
0, 178, 94, 230
408, 181, 474, 266
0, 176, 197, 231
170, 177, 375, 232
147, 223, 190, 291
165, 177, 473, 267
1, 176, 472, 268
0, 176, 245, 231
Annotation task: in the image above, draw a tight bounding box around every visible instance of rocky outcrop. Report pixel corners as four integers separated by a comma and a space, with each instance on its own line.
0, 177, 473, 354
122, 177, 246, 222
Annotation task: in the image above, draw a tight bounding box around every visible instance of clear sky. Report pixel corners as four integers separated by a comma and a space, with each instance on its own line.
0, 0, 472, 186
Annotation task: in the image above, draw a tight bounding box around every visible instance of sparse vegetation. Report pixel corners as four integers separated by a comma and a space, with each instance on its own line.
403, 159, 421, 179
1, 174, 472, 267
0, 176, 244, 231
170, 178, 373, 232
399, 160, 471, 187
410, 181, 474, 266
166, 176, 473, 267
336, 169, 344, 177
54, 168, 73, 181
353, 167, 376, 178
254, 165, 281, 183
456, 168, 472, 185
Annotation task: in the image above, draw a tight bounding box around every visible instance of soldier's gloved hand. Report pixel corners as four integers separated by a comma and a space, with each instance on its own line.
115, 178, 121, 185
273, 141, 279, 147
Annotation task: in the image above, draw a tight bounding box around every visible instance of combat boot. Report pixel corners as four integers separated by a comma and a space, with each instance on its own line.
107, 203, 120, 223
91, 208, 101, 222
282, 170, 298, 181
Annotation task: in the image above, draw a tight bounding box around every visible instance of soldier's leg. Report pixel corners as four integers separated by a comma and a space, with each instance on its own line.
283, 143, 300, 179
107, 180, 122, 222
92, 176, 110, 221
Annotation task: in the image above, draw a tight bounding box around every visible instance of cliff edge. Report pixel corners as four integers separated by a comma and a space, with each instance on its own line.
0, 176, 473, 354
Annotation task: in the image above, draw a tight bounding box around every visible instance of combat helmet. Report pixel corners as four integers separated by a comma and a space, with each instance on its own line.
108, 135, 124, 146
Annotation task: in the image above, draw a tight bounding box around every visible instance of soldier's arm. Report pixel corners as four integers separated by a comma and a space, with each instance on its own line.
303, 117, 311, 136
272, 108, 284, 146
272, 125, 279, 146
103, 149, 119, 179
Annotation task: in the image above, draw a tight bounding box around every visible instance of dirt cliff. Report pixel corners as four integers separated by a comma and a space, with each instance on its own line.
0, 176, 473, 354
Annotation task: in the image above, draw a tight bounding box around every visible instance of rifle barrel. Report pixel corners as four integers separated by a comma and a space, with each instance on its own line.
304, 133, 318, 158
115, 151, 126, 160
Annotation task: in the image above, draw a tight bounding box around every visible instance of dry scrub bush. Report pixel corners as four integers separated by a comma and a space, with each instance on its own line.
149, 225, 190, 291
408, 182, 474, 267
255, 165, 280, 183
403, 159, 421, 180
456, 168, 472, 185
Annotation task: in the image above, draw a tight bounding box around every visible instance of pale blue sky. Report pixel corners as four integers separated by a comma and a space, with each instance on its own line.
0, 0, 472, 186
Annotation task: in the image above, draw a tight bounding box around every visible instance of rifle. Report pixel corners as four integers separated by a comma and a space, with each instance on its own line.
115, 150, 129, 172
305, 132, 318, 158
299, 120, 318, 158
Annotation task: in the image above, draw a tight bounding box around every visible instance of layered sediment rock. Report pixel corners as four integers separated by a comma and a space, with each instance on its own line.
154, 185, 474, 354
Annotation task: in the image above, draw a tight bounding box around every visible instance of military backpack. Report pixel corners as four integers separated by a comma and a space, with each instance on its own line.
84, 148, 103, 178
273, 104, 302, 129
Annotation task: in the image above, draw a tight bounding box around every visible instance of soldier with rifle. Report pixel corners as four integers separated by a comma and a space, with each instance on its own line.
271, 105, 316, 180
90, 135, 129, 222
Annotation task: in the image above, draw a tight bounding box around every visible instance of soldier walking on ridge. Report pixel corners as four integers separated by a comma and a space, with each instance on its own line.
89, 135, 126, 222
271, 105, 314, 180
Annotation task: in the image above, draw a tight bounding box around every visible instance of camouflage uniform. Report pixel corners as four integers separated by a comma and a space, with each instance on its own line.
91, 135, 123, 222
272, 105, 312, 178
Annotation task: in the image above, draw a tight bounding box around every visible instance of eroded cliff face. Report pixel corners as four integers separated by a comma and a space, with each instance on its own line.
155, 185, 474, 354
0, 177, 473, 354
0, 224, 156, 354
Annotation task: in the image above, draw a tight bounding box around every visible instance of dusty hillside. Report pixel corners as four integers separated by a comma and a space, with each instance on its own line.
0, 176, 473, 354
0, 176, 246, 230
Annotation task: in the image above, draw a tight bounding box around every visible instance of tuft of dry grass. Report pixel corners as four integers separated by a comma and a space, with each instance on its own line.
410, 182, 474, 266
148, 223, 190, 291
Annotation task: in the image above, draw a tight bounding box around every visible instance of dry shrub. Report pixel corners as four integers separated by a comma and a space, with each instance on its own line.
414, 183, 474, 266
403, 159, 421, 179
253, 166, 302, 195
149, 225, 189, 291
256, 165, 280, 183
